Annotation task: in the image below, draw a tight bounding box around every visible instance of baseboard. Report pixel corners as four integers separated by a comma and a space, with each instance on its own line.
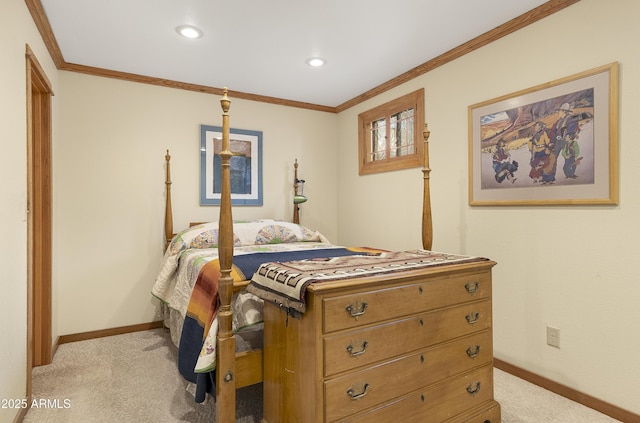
494, 358, 640, 423
51, 336, 60, 359
12, 406, 28, 423
57, 321, 164, 345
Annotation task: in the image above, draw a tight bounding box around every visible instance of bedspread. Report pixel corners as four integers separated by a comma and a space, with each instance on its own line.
151, 219, 382, 399
152, 219, 332, 317
181, 247, 382, 376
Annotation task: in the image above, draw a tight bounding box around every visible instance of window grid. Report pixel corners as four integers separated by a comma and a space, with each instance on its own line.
390, 109, 414, 158
358, 89, 424, 175
367, 108, 415, 162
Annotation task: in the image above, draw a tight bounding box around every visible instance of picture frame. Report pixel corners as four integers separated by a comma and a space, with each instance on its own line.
468, 62, 618, 206
200, 125, 263, 206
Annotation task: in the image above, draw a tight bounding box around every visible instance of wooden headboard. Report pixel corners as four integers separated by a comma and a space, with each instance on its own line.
163, 155, 309, 248
163, 125, 433, 250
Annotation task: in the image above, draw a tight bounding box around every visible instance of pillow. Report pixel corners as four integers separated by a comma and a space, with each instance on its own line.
180, 219, 329, 250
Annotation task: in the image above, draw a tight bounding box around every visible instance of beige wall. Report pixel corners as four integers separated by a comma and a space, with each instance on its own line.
54, 72, 339, 335
4, 0, 639, 420
0, 1, 59, 422
337, 0, 639, 415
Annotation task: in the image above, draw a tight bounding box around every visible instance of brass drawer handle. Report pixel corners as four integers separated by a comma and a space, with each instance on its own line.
466, 381, 481, 396
345, 301, 368, 318
465, 281, 479, 294
347, 383, 370, 400
346, 341, 369, 357
465, 312, 480, 324
466, 345, 481, 358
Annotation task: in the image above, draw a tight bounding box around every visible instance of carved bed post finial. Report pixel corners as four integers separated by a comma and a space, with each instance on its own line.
164, 150, 173, 249
220, 87, 231, 114
422, 124, 433, 250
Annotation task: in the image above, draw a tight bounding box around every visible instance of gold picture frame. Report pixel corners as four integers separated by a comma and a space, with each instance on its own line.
468, 62, 618, 206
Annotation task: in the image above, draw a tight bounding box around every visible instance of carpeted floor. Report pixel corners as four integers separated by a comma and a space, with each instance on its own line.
23, 328, 621, 423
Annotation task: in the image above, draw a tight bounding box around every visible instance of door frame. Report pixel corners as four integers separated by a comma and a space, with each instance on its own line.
25, 45, 54, 391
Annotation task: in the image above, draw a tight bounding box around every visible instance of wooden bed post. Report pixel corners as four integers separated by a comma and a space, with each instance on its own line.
293, 159, 300, 224
422, 124, 433, 250
216, 88, 237, 422
164, 150, 173, 249
292, 159, 308, 225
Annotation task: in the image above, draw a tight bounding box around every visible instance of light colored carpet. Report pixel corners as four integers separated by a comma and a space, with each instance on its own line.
25, 329, 260, 423
24, 328, 621, 423
494, 368, 620, 423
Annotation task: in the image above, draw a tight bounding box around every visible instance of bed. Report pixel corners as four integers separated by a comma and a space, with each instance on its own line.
153, 89, 501, 423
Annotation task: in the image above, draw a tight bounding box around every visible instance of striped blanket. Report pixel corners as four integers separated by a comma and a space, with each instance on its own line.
248, 250, 487, 315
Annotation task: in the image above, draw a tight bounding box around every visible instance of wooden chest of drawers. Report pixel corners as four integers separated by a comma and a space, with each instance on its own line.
262, 259, 500, 423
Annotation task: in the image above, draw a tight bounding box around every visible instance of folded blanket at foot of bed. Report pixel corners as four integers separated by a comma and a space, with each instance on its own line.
248, 250, 488, 315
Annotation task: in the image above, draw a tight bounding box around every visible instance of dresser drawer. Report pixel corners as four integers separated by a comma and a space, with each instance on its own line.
324, 330, 493, 422
332, 364, 495, 423
324, 300, 491, 376
323, 271, 491, 333
445, 401, 501, 423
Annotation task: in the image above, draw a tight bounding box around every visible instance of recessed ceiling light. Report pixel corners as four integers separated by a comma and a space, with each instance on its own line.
306, 57, 326, 67
176, 25, 203, 39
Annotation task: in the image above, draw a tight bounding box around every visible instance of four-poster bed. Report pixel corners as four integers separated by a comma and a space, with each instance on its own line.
154, 89, 501, 422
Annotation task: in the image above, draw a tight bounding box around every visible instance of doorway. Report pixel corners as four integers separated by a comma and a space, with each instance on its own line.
26, 44, 53, 389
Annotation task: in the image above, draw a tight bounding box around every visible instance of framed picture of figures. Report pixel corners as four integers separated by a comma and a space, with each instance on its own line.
200, 125, 263, 206
468, 62, 618, 206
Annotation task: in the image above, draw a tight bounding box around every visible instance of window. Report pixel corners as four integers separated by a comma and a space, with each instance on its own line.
358, 89, 425, 175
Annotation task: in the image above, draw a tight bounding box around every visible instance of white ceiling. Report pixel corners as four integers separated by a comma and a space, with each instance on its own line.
39, 0, 549, 107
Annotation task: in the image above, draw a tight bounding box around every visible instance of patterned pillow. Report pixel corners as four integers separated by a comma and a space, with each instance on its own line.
181, 219, 329, 249
189, 229, 243, 249
255, 225, 298, 244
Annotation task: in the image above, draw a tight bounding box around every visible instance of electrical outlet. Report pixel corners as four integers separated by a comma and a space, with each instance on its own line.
547, 326, 560, 348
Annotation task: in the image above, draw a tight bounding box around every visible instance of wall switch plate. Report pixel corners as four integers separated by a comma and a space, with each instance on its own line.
547, 326, 560, 348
